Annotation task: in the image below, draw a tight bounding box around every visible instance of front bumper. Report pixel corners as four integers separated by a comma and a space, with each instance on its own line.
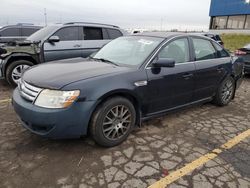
12, 88, 96, 139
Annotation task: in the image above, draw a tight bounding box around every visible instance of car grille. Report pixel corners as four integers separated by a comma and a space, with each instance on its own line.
18, 80, 42, 103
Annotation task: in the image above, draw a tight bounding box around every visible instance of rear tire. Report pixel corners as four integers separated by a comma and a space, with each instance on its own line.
213, 76, 235, 106
90, 97, 136, 147
6, 60, 33, 87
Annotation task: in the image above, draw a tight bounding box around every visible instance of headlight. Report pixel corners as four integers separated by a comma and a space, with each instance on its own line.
34, 89, 80, 109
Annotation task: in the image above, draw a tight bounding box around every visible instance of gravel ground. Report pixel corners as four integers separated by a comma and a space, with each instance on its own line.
0, 77, 249, 188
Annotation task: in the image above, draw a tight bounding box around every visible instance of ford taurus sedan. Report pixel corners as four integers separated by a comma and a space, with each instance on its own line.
12, 32, 244, 147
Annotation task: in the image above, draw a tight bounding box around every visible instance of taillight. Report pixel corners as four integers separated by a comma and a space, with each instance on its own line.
235, 50, 247, 56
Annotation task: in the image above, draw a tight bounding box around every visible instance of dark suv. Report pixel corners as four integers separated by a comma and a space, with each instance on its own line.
0, 23, 41, 45
235, 43, 250, 74
0, 22, 126, 86
12, 32, 243, 147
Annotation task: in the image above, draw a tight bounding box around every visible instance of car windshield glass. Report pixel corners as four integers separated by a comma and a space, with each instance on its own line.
93, 36, 163, 67
27, 25, 58, 42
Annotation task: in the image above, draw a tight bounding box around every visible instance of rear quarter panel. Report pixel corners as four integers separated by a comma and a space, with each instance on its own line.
231, 56, 244, 77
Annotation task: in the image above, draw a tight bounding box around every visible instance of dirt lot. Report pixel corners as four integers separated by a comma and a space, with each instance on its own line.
0, 77, 249, 188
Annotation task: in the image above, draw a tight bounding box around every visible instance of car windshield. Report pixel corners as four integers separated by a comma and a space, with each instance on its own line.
27, 25, 59, 42
93, 36, 163, 67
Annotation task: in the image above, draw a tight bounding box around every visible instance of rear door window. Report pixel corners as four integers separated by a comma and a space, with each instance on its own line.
107, 28, 123, 39
192, 38, 217, 61
102, 28, 109, 39
84, 27, 103, 40
54, 27, 79, 41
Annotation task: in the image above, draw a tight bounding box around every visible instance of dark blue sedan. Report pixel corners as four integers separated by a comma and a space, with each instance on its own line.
12, 32, 244, 147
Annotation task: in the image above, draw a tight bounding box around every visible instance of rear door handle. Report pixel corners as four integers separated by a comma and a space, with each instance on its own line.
182, 73, 193, 79
73, 44, 81, 48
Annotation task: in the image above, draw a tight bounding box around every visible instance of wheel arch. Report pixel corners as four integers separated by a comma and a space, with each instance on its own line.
3, 53, 38, 77
87, 89, 142, 135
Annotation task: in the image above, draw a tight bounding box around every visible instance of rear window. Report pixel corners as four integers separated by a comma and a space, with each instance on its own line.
107, 28, 122, 39
0, 28, 21, 36
21, 27, 40, 36
84, 27, 103, 40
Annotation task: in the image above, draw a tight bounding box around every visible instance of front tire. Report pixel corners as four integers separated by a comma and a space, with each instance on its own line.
90, 97, 136, 147
6, 60, 33, 87
213, 76, 235, 106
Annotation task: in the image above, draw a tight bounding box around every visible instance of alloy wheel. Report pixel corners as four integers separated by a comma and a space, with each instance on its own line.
102, 105, 132, 140
221, 79, 234, 104
11, 65, 30, 84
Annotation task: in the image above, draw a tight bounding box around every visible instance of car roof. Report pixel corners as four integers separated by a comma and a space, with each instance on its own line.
132, 32, 212, 40
189, 32, 218, 36
61, 22, 120, 29
0, 24, 42, 30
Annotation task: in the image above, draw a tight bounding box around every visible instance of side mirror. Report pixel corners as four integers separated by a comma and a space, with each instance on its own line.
153, 58, 175, 68
48, 36, 60, 43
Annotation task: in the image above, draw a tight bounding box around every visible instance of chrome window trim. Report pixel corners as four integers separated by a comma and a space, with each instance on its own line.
144, 35, 230, 70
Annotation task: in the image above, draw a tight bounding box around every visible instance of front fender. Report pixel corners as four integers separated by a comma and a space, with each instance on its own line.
1, 53, 39, 77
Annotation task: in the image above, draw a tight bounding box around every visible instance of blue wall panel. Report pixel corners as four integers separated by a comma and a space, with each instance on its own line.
210, 0, 250, 16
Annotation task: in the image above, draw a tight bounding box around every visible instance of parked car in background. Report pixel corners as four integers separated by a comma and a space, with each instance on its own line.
12, 32, 244, 147
0, 22, 127, 86
235, 43, 250, 74
0, 23, 41, 45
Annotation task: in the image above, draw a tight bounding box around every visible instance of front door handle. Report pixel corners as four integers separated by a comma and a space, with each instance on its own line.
73, 44, 81, 48
182, 73, 193, 80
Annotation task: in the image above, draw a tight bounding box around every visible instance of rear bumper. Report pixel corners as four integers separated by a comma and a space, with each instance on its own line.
12, 88, 96, 139
236, 76, 243, 90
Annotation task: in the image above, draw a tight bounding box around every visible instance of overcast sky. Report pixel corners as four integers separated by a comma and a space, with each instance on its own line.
0, 0, 211, 31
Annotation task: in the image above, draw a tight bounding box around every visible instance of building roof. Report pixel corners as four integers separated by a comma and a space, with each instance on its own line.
210, 0, 250, 17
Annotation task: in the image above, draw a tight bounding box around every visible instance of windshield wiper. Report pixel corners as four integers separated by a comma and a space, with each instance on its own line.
90, 57, 119, 66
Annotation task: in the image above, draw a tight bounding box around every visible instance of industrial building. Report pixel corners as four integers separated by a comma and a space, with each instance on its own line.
209, 0, 250, 33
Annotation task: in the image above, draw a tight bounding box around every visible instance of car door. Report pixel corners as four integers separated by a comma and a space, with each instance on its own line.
81, 27, 110, 57
191, 37, 228, 101
43, 26, 82, 62
146, 37, 195, 114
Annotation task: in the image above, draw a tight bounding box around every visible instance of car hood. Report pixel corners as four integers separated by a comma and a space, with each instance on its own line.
23, 58, 130, 89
